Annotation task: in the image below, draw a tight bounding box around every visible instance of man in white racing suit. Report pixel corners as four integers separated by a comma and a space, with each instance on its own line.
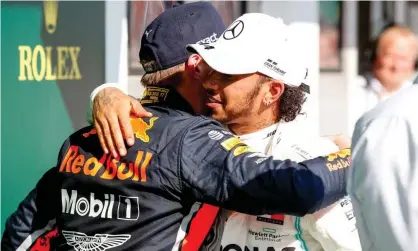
220, 119, 360, 251
188, 13, 362, 251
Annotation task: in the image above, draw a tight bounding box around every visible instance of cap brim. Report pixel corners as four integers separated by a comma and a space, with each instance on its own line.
186, 43, 258, 75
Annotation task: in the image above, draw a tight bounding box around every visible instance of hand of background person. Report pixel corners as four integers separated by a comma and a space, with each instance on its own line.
324, 134, 352, 150
93, 87, 153, 157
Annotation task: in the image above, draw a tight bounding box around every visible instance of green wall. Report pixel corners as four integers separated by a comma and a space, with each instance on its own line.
1, 1, 105, 234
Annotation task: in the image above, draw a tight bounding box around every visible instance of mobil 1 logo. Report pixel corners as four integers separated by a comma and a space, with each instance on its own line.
61, 189, 139, 221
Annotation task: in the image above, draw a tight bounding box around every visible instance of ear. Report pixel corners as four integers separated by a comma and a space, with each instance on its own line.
264, 80, 285, 105
186, 54, 205, 80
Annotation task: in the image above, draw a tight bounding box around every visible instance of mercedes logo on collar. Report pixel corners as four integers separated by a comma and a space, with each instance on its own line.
223, 20, 244, 40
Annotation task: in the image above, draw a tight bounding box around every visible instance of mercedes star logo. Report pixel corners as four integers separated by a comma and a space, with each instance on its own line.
223, 20, 244, 40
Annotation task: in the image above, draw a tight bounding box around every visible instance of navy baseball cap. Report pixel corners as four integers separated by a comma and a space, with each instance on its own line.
139, 2, 226, 73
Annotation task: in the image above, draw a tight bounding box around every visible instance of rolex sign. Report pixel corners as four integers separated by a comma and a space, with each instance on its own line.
1, 0, 105, 234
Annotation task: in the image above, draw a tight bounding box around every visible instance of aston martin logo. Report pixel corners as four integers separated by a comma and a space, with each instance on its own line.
43, 0, 58, 34
62, 231, 131, 251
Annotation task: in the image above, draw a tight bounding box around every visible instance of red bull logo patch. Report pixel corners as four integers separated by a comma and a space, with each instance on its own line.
130, 117, 158, 143
326, 149, 351, 172
59, 146, 153, 182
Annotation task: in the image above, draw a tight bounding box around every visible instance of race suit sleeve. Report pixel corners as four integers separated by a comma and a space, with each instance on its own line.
179, 117, 349, 217
1, 168, 61, 251
307, 197, 361, 251
274, 136, 361, 251
280, 137, 361, 250
1, 140, 70, 251
348, 115, 418, 251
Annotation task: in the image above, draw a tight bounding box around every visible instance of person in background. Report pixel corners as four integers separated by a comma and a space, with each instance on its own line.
362, 24, 418, 111
348, 81, 418, 251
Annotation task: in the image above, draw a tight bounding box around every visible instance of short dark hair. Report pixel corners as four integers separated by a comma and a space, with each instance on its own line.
141, 61, 185, 86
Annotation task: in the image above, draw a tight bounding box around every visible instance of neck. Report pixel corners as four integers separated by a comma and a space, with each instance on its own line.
228, 108, 278, 136
176, 79, 205, 115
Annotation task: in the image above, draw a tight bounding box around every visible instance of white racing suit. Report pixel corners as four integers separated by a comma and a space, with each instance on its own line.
221, 120, 362, 251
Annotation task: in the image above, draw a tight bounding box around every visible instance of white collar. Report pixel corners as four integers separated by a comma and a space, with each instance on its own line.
238, 122, 280, 141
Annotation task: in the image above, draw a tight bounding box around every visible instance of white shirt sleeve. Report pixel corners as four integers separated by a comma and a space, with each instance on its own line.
86, 83, 127, 125
273, 133, 362, 250
348, 116, 418, 251
290, 137, 362, 251
306, 197, 362, 251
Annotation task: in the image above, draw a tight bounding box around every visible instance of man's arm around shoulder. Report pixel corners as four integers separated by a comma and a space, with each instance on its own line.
178, 117, 349, 217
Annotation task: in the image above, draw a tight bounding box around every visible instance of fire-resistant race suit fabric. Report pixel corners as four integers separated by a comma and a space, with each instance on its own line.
348, 83, 418, 251
2, 87, 350, 251
221, 119, 361, 251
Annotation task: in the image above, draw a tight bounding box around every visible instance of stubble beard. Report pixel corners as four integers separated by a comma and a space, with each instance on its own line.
212, 85, 260, 125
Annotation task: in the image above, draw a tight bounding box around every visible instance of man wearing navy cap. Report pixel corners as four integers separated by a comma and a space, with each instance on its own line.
89, 1, 226, 155
2, 3, 351, 251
